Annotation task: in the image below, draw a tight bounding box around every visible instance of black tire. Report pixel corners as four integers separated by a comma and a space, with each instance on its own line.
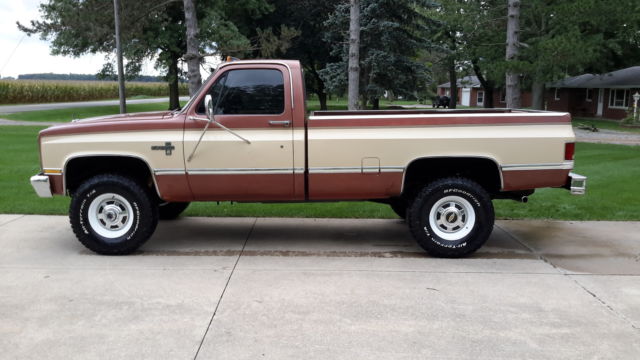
389, 198, 408, 219
158, 202, 190, 220
69, 174, 158, 255
407, 177, 494, 258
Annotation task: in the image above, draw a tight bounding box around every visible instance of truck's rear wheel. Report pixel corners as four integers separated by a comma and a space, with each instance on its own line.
158, 202, 190, 220
407, 177, 494, 257
69, 174, 158, 255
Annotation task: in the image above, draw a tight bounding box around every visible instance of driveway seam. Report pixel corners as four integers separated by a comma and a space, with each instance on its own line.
192, 217, 257, 360
497, 224, 640, 332
0, 215, 25, 227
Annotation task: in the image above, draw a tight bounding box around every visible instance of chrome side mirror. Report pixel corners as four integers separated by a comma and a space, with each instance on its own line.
204, 94, 214, 120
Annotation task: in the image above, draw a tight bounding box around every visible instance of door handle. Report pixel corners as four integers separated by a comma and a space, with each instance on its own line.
268, 120, 291, 127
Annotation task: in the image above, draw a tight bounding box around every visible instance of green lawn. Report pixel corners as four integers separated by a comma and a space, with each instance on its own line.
1, 125, 638, 220
573, 117, 640, 134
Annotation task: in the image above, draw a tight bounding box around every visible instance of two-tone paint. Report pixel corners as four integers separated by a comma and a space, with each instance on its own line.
36, 60, 576, 202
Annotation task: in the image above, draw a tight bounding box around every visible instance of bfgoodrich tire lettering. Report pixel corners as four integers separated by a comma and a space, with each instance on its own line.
70, 174, 158, 255
408, 177, 494, 258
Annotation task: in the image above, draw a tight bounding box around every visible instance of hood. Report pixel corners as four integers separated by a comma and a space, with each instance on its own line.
71, 110, 173, 124
39, 110, 182, 138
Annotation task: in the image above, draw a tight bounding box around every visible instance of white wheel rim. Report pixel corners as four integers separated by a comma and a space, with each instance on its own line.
87, 193, 134, 239
428, 195, 476, 241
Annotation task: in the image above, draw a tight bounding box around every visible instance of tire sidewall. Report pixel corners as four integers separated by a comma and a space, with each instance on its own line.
77, 184, 143, 246
410, 179, 494, 256
70, 175, 157, 255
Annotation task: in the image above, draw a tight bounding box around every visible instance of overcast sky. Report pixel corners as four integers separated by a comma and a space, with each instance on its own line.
0, 0, 161, 78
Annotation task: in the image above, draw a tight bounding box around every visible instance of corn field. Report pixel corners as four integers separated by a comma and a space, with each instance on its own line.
0, 80, 189, 104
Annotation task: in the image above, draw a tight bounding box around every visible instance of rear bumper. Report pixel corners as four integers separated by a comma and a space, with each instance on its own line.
30, 174, 53, 198
566, 172, 587, 195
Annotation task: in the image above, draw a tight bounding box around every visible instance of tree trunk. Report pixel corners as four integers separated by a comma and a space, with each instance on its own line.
168, 53, 181, 110
113, 0, 126, 113
531, 80, 545, 110
183, 0, 202, 96
317, 91, 327, 111
505, 0, 521, 109
448, 58, 457, 109
472, 59, 494, 108
348, 0, 360, 110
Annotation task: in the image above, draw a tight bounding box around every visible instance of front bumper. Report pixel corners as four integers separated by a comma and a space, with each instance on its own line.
30, 174, 53, 198
567, 172, 587, 195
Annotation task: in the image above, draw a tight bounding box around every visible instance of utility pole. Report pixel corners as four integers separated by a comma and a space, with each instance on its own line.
113, 0, 126, 113
505, 0, 521, 109
183, 0, 202, 96
348, 0, 360, 110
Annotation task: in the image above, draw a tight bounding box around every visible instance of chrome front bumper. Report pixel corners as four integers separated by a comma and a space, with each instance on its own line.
568, 172, 587, 195
30, 174, 53, 198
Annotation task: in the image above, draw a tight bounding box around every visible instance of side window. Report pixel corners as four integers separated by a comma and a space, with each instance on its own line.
197, 69, 285, 115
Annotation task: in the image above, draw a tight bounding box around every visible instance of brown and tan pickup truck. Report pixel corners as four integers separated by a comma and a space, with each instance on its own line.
30, 59, 586, 257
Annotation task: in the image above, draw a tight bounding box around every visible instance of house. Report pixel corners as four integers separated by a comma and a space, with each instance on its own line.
437, 76, 532, 108
547, 66, 640, 119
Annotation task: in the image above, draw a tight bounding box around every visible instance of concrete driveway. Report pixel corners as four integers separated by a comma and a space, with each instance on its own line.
1, 215, 639, 359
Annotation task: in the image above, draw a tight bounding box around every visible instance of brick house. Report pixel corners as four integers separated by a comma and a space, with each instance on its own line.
547, 66, 640, 120
437, 76, 532, 107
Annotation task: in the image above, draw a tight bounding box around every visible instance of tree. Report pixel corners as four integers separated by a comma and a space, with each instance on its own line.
18, 0, 271, 109
321, 0, 437, 109
505, 0, 521, 109
183, 0, 202, 96
348, 0, 361, 110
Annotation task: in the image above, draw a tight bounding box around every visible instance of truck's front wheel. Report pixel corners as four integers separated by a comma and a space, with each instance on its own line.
69, 174, 158, 255
407, 178, 494, 257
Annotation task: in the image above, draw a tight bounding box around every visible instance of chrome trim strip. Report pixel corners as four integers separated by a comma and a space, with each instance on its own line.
155, 169, 186, 175
187, 167, 300, 175
309, 166, 404, 174
309, 112, 569, 120
218, 60, 295, 110
501, 162, 573, 171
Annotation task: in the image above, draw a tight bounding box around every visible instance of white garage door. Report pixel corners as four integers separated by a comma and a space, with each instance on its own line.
461, 88, 471, 106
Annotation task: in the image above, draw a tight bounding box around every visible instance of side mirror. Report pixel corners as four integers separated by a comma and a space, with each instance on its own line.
204, 94, 214, 120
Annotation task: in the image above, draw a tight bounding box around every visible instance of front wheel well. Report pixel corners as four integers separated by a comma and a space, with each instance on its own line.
402, 157, 502, 197
64, 156, 157, 197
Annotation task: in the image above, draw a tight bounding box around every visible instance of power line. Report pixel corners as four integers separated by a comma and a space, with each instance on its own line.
0, 35, 26, 76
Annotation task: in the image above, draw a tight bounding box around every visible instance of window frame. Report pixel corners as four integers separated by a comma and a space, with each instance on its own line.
608, 89, 629, 109
554, 88, 560, 101
585, 88, 593, 102
476, 90, 484, 106
500, 90, 506, 103
195, 68, 286, 116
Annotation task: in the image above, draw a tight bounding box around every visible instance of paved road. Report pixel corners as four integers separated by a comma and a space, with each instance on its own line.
0, 96, 190, 114
1, 215, 638, 359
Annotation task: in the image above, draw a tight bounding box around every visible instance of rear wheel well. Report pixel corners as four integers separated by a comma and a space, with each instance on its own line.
402, 157, 501, 198
65, 156, 157, 197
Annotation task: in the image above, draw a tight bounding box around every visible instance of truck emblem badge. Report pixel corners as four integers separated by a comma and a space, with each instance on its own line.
151, 142, 175, 156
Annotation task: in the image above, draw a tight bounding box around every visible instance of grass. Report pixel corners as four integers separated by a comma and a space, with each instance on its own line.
1, 125, 638, 220
573, 117, 640, 134
2, 102, 187, 123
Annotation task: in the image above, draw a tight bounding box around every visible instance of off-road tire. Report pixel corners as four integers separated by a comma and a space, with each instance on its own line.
158, 202, 190, 220
407, 177, 494, 258
69, 174, 158, 255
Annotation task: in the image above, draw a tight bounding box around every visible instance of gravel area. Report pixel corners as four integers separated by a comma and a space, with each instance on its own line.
574, 128, 640, 146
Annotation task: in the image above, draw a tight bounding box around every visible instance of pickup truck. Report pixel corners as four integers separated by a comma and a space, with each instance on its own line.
30, 59, 586, 257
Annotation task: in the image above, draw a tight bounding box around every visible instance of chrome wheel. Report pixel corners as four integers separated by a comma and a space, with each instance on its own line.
428, 195, 476, 241
87, 193, 134, 238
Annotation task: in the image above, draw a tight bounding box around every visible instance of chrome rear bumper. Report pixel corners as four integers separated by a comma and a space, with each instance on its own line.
568, 172, 587, 195
30, 174, 53, 198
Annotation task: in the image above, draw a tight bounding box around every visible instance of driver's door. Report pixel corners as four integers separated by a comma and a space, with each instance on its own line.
184, 64, 295, 201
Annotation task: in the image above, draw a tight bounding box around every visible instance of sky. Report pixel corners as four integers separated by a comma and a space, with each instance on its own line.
0, 0, 161, 78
